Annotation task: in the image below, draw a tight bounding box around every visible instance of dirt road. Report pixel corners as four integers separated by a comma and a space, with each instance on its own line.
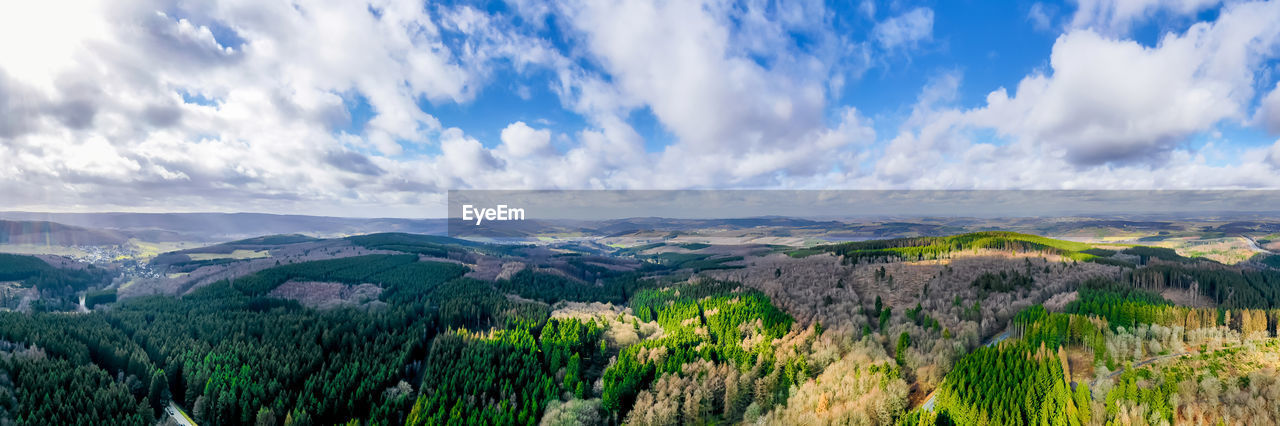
1095, 351, 1194, 385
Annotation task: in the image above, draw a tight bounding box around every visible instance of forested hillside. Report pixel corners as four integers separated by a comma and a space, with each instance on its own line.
0, 253, 114, 311
4, 231, 1280, 425
907, 274, 1280, 425
805, 232, 1138, 267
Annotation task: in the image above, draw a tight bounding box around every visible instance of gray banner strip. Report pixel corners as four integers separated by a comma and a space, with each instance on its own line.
446, 190, 1280, 238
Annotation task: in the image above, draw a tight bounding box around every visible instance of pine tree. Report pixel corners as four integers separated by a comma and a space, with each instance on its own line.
896, 332, 911, 367
149, 369, 169, 417
248, 407, 272, 425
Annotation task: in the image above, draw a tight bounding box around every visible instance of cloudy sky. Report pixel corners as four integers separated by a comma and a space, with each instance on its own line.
3, 0, 1280, 217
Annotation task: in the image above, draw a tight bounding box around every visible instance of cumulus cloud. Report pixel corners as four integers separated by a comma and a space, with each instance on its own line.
969, 1, 1280, 166
1, 0, 1279, 217
0, 0, 515, 215
2, 0, 890, 215
870, 1, 1280, 189
439, 128, 502, 180
1257, 82, 1280, 135
875, 72, 968, 183
540, 0, 865, 186
500, 122, 554, 158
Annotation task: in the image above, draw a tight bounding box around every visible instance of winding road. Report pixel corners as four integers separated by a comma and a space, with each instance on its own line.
1242, 235, 1275, 255
918, 327, 1013, 411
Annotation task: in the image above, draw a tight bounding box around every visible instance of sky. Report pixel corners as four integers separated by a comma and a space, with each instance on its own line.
2, 0, 1280, 218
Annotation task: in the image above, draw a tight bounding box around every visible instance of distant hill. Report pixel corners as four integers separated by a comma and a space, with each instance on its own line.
451, 216, 855, 238
6, 212, 1279, 249
0, 220, 129, 246
0, 212, 447, 242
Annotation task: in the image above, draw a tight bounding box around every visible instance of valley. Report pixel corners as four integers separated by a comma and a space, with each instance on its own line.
2, 216, 1280, 425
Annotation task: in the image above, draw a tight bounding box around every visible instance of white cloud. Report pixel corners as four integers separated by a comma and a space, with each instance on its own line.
1069, 0, 1221, 35
969, 1, 1280, 166
541, 0, 861, 186
1269, 140, 1280, 168
0, 3, 111, 89
439, 128, 502, 180
0, 0, 529, 216
876, 72, 966, 183
2, 0, 1279, 218
499, 121, 555, 158
1257, 82, 1280, 135
1028, 2, 1058, 32
872, 8, 934, 49
869, 1, 1280, 190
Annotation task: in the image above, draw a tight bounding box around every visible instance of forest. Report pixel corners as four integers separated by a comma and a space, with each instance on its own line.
0, 252, 114, 311
0, 240, 798, 425
4, 230, 1280, 425
909, 271, 1280, 425
926, 341, 1081, 425
1128, 265, 1280, 308
809, 232, 1133, 266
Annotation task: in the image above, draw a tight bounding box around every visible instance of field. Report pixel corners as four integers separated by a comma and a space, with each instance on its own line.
1157, 237, 1259, 265
185, 249, 271, 261
127, 239, 200, 259
0, 244, 92, 257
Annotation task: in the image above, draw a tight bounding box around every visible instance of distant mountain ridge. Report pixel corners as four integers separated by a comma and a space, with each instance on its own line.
5, 211, 1280, 248
0, 220, 130, 246
0, 212, 448, 243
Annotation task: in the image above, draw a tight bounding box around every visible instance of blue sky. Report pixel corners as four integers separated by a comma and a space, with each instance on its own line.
2, 0, 1280, 217
420, 0, 1067, 153
417, 0, 1276, 158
